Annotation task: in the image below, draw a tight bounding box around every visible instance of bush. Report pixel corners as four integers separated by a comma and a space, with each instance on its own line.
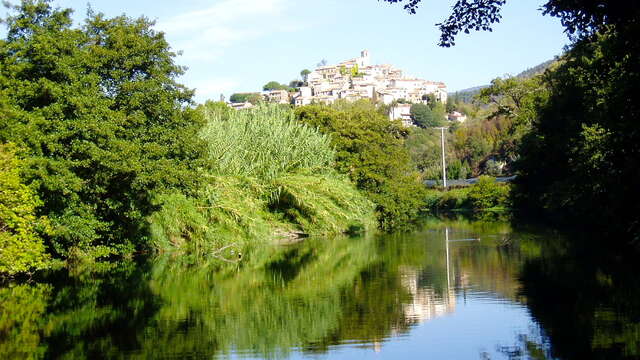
423, 177, 511, 212
467, 176, 511, 209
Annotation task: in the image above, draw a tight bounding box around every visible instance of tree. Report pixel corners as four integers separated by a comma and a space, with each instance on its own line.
410, 103, 446, 128
295, 100, 425, 230
263, 81, 289, 91
380, 0, 640, 46
0, 1, 206, 258
516, 28, 640, 243
229, 93, 262, 104
300, 69, 311, 83
0, 144, 50, 275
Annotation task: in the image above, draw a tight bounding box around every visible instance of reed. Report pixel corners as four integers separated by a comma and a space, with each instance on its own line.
149, 104, 375, 257
200, 104, 335, 181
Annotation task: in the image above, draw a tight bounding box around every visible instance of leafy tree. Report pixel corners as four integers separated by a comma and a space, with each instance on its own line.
380, 0, 639, 46
0, 1, 206, 258
467, 176, 510, 209
300, 69, 311, 83
410, 103, 445, 128
295, 100, 425, 230
0, 144, 50, 275
517, 28, 640, 243
263, 81, 289, 91
229, 92, 262, 104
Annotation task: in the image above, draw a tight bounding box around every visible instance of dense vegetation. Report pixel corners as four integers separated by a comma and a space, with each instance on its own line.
0, 1, 377, 276
386, 0, 640, 245
295, 100, 426, 231
424, 176, 511, 212
0, 1, 206, 264
149, 103, 374, 257
516, 26, 640, 244
0, 144, 50, 274
229, 92, 262, 104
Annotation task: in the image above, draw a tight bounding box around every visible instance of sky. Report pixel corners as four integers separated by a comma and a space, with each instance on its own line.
1, 0, 570, 103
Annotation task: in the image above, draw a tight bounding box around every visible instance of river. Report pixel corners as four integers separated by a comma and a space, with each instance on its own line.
1, 216, 638, 359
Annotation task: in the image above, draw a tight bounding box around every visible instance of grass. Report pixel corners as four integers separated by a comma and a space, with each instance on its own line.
148, 104, 375, 258
200, 104, 335, 180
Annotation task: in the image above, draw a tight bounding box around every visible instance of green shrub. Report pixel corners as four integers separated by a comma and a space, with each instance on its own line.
423, 177, 511, 212
271, 173, 375, 235
0, 144, 50, 275
149, 177, 276, 256
467, 176, 511, 209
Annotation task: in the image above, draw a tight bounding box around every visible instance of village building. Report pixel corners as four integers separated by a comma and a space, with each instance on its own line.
229, 102, 254, 110
262, 89, 290, 104
388, 103, 416, 127
448, 111, 467, 123
294, 50, 448, 118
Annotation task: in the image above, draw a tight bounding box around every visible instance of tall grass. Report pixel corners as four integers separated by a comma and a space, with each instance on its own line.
200, 104, 335, 180
149, 104, 375, 257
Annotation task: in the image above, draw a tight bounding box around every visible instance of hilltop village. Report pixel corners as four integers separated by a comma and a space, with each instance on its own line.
228, 50, 461, 125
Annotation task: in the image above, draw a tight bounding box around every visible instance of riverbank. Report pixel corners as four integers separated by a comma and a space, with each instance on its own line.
423, 176, 511, 213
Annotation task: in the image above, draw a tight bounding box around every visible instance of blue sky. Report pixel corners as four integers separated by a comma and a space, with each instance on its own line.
2, 0, 569, 103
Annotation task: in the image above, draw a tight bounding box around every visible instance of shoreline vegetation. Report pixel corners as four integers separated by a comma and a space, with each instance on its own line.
0, 0, 426, 275
2, 0, 639, 277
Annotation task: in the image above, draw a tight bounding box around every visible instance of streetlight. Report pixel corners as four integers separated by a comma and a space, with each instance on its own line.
435, 127, 448, 188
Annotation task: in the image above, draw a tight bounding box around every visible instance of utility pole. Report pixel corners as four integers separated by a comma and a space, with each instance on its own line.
436, 127, 448, 188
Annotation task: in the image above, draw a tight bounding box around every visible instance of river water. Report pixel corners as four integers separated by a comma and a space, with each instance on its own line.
1, 217, 638, 359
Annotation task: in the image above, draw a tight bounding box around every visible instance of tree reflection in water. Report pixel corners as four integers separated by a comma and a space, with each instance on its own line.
0, 217, 638, 359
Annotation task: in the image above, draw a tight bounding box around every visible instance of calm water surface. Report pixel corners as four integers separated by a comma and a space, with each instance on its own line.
1, 217, 639, 359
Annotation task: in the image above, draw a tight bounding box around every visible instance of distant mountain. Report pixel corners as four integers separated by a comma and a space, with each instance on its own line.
451, 85, 489, 103
515, 59, 555, 79
451, 58, 556, 103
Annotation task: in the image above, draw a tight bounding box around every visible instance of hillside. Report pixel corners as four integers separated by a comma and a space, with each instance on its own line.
452, 58, 556, 103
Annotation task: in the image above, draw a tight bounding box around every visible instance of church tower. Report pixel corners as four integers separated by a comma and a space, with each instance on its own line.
360, 49, 371, 67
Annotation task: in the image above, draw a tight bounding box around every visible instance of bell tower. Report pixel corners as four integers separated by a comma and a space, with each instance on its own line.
360, 49, 371, 67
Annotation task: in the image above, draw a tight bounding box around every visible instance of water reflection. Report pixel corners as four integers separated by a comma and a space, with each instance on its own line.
0, 218, 639, 359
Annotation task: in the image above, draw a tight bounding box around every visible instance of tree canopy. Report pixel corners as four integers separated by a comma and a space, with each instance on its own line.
0, 0, 206, 258
295, 100, 425, 230
380, 0, 640, 46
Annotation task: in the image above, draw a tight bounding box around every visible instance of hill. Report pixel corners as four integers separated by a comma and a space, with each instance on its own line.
452, 58, 556, 103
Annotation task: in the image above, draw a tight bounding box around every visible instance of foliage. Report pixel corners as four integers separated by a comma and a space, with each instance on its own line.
0, 283, 51, 359
405, 127, 471, 180
149, 104, 375, 255
229, 92, 262, 104
0, 1, 206, 258
423, 177, 511, 212
381, 0, 640, 46
410, 103, 445, 128
407, 74, 547, 179
200, 104, 334, 180
0, 144, 50, 275
516, 27, 640, 243
263, 81, 292, 92
300, 69, 311, 83
467, 176, 511, 209
295, 100, 425, 230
